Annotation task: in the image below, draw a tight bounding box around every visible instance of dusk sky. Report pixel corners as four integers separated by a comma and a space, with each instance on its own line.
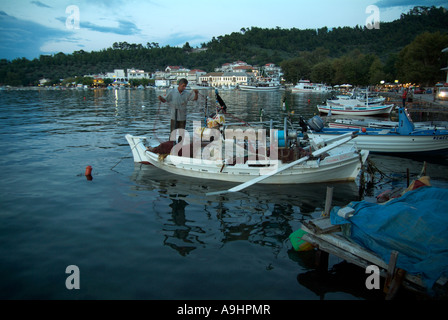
1, 0, 447, 61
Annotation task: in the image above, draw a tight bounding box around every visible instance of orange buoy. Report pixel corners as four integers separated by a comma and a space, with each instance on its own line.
85, 166, 93, 181
361, 127, 367, 133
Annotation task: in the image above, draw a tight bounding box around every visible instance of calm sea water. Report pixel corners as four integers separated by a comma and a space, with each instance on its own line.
1, 88, 447, 300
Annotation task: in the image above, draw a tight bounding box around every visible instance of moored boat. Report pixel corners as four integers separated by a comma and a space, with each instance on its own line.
319, 88, 393, 116
317, 103, 395, 116
239, 83, 281, 91
291, 80, 332, 93
328, 117, 448, 131
306, 108, 448, 155
125, 131, 368, 186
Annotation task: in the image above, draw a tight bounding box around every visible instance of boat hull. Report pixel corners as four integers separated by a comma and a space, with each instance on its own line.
310, 129, 448, 154
125, 135, 368, 184
239, 85, 280, 92
317, 104, 394, 116
292, 89, 330, 93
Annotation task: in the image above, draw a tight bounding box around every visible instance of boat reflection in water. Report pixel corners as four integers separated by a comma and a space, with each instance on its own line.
129, 163, 363, 257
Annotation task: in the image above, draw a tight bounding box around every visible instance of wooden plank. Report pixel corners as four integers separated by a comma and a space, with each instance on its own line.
384, 250, 399, 294
301, 225, 387, 269
302, 232, 427, 293
302, 217, 341, 235
323, 186, 333, 217
386, 269, 406, 300
303, 233, 385, 274
301, 225, 435, 292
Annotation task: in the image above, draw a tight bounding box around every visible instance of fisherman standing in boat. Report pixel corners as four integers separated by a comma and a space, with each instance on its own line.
158, 78, 199, 139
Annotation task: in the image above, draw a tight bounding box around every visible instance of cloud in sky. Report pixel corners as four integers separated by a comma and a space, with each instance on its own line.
81, 20, 141, 36
0, 10, 70, 60
1, 0, 447, 61
53, 16, 142, 36
30, 1, 51, 8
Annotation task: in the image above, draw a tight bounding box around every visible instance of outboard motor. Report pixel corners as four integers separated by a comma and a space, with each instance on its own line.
307, 115, 325, 132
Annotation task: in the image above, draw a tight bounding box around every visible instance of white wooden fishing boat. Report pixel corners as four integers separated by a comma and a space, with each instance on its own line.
306, 108, 448, 155
239, 83, 281, 91
319, 88, 393, 116
317, 103, 394, 116
125, 132, 368, 188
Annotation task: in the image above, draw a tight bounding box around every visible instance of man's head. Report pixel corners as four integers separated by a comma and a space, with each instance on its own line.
178, 78, 188, 93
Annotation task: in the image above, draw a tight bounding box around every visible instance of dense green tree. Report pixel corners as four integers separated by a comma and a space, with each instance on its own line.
395, 31, 448, 85
311, 60, 334, 84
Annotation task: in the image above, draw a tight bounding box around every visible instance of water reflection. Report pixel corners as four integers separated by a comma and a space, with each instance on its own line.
164, 198, 198, 256
129, 164, 363, 257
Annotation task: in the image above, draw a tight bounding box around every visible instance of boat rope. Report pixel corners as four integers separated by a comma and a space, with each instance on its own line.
418, 161, 427, 178
152, 100, 164, 144
110, 139, 142, 171
365, 157, 387, 181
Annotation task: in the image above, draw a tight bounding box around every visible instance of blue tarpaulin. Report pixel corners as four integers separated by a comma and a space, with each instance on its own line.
330, 186, 448, 290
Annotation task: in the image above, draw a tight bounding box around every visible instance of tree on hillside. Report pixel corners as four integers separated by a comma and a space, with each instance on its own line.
280, 56, 311, 83
396, 31, 448, 85
311, 60, 334, 84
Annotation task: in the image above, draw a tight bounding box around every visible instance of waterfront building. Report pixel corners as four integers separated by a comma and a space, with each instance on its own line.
127, 68, 151, 80
198, 72, 253, 87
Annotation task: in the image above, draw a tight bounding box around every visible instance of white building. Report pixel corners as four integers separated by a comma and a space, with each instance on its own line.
39, 78, 50, 86
127, 68, 151, 80
216, 61, 252, 73
198, 72, 253, 87
105, 69, 126, 80
155, 79, 171, 88
261, 63, 283, 82
187, 69, 207, 85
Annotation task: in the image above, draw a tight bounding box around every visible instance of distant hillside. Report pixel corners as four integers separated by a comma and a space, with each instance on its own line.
0, 5, 447, 86
206, 5, 448, 64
